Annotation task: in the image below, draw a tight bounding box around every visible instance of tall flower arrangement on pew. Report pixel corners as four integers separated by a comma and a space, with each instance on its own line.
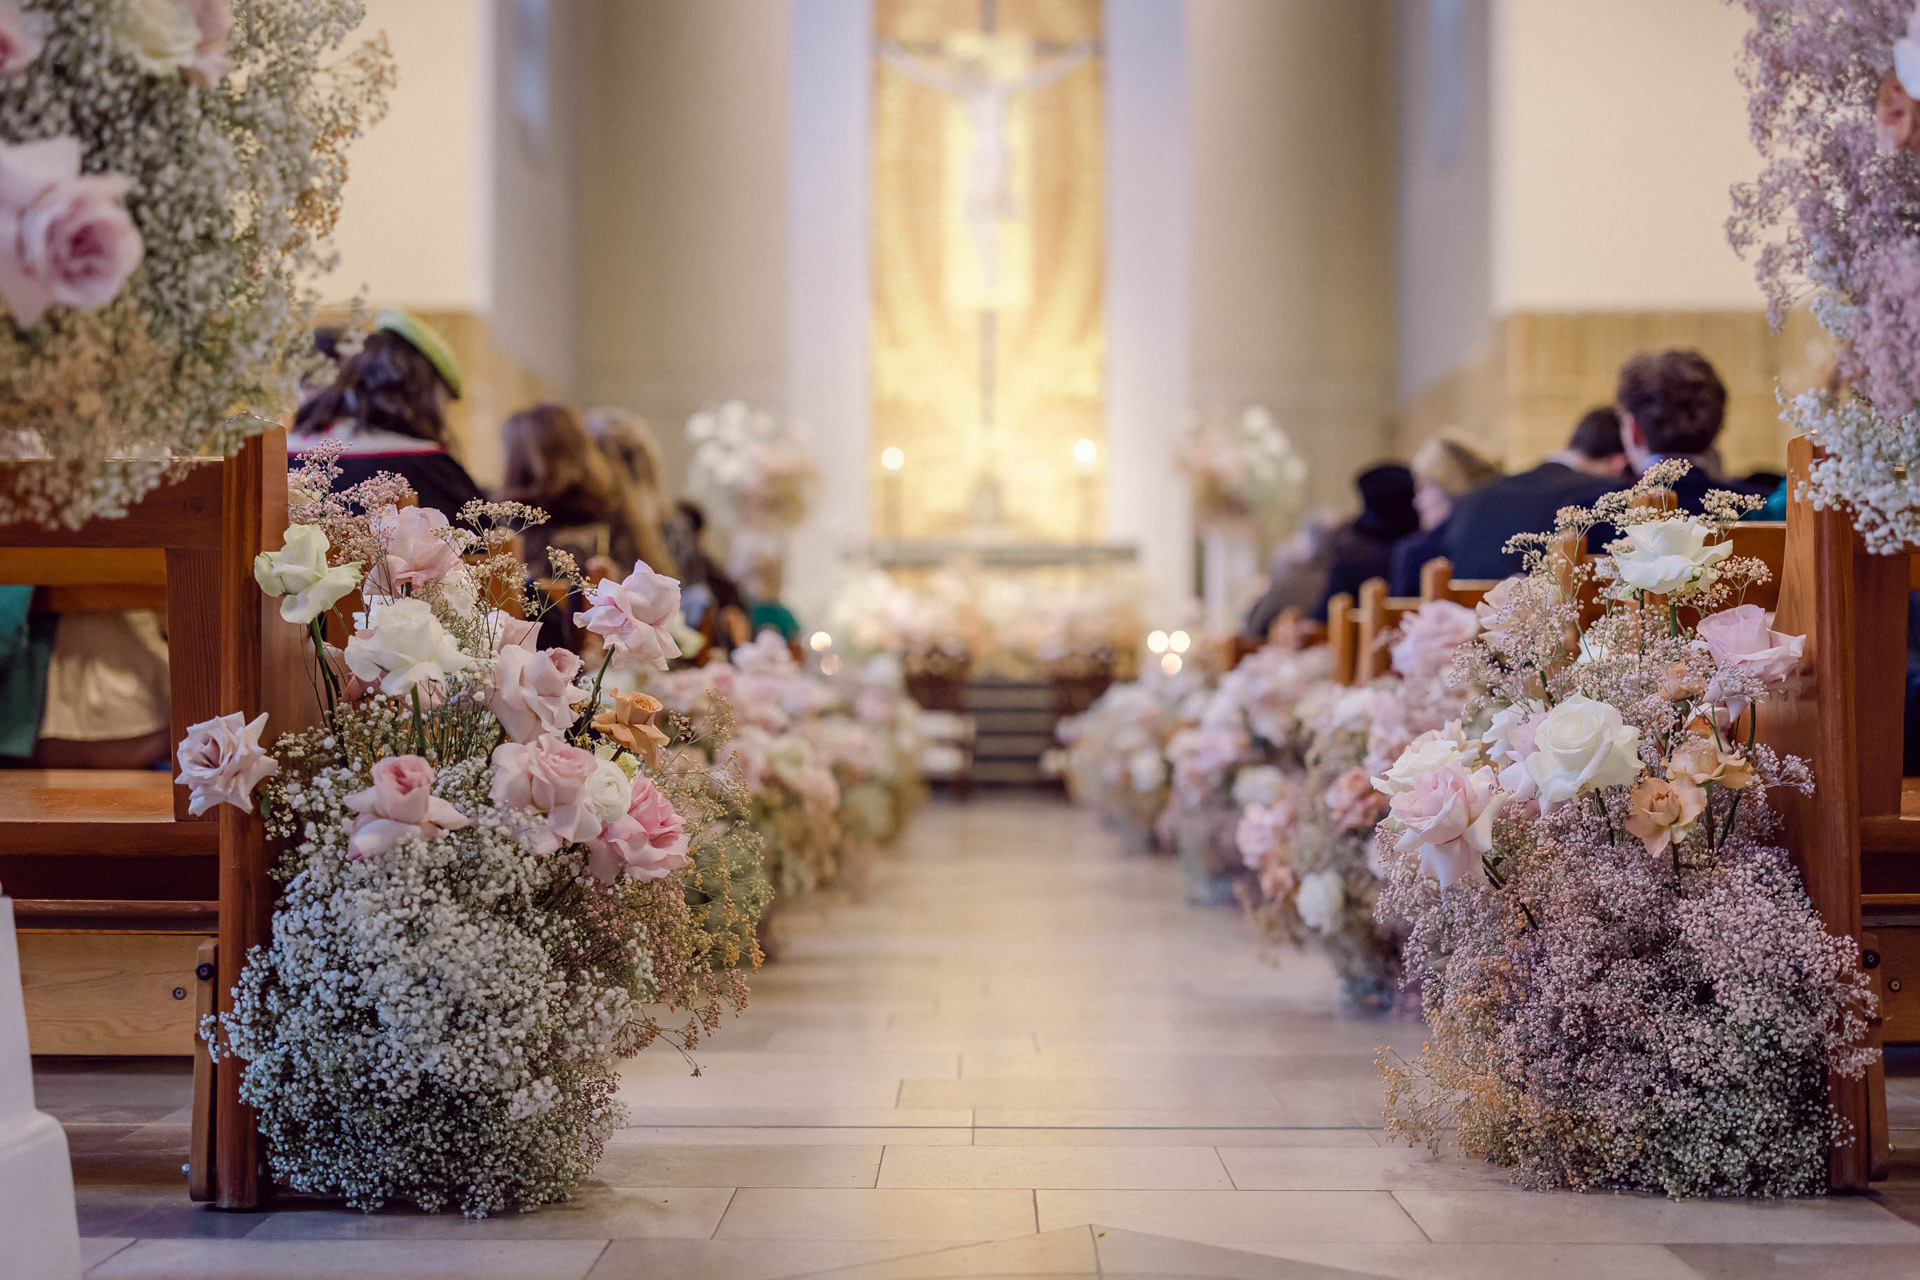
0, 0, 392, 528
1377, 464, 1876, 1197
1161, 644, 1327, 903
1235, 602, 1481, 1011
1728, 0, 1920, 550
182, 451, 766, 1217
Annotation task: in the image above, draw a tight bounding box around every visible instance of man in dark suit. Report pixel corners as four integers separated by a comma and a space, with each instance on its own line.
1442, 407, 1629, 580
1616, 349, 1747, 513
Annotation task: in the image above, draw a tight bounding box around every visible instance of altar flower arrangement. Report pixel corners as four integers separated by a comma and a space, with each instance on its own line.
1178, 404, 1309, 532
686, 400, 817, 532
1377, 466, 1875, 1197
0, 0, 393, 528
195, 453, 766, 1217
1728, 0, 1920, 550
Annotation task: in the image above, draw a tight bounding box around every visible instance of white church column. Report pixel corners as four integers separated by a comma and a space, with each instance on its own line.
785, 0, 872, 620
1105, 0, 1194, 616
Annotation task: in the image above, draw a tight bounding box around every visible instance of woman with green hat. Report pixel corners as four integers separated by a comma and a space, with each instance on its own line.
291, 309, 485, 521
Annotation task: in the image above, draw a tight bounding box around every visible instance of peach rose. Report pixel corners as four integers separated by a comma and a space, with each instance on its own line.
1324, 766, 1387, 833
592, 691, 670, 768
1624, 774, 1705, 857
1665, 737, 1754, 792
342, 755, 469, 859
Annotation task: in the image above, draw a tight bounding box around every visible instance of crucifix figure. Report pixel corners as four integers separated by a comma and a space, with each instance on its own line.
879, 37, 1095, 289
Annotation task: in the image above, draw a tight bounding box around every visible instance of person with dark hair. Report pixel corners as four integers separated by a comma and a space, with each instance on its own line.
290, 309, 485, 521
1310, 463, 1421, 621
1616, 349, 1735, 511
1443, 407, 1630, 580
500, 403, 659, 653
665, 500, 749, 652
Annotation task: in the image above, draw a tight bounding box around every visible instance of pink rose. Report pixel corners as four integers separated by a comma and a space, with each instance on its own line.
0, 2, 46, 77
370, 505, 462, 594
1389, 599, 1480, 681
1388, 762, 1504, 888
490, 735, 602, 853
1881, 72, 1920, 156
1324, 766, 1387, 833
1235, 799, 1295, 870
342, 755, 469, 859
488, 610, 541, 652
588, 774, 690, 884
185, 0, 232, 86
574, 560, 682, 669
174, 711, 277, 816
486, 645, 588, 742
720, 726, 772, 790
1696, 604, 1804, 694
0, 137, 143, 328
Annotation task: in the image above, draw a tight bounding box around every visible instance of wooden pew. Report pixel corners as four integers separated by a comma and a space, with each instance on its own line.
1756, 437, 1912, 1190
1355, 578, 1420, 683
1417, 558, 1499, 608
1327, 592, 1358, 685
0, 430, 312, 1210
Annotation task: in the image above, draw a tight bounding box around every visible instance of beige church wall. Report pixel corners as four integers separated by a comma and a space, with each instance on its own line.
317, 0, 587, 487
1189, 0, 1397, 514
580, 0, 791, 495
1397, 0, 1820, 478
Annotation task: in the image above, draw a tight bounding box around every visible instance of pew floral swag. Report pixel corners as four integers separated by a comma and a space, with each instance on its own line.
0, 0, 392, 529
187, 450, 767, 1216
1376, 463, 1876, 1197
1728, 0, 1920, 550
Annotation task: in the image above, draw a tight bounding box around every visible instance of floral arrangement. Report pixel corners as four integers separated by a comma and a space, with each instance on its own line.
190, 453, 765, 1216
1375, 465, 1875, 1196
1234, 604, 1480, 1010
0, 0, 392, 528
1178, 405, 1309, 533
1059, 675, 1189, 850
685, 400, 817, 533
1728, 0, 1920, 550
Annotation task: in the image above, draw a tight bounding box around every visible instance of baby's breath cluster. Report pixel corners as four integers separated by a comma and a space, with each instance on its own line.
0, 0, 391, 527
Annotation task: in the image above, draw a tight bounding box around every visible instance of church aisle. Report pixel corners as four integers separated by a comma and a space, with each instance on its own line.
46, 795, 1920, 1278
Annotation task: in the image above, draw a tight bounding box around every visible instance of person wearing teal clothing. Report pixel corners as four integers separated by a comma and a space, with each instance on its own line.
0, 585, 53, 759
749, 598, 802, 643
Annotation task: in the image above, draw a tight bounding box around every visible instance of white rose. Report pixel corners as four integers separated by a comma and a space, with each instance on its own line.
1611, 518, 1731, 596
1231, 764, 1287, 809
1522, 694, 1644, 805
584, 757, 631, 824
1126, 748, 1165, 794
113, 0, 229, 84
1294, 869, 1345, 935
1371, 725, 1473, 796
253, 524, 362, 625
344, 597, 476, 698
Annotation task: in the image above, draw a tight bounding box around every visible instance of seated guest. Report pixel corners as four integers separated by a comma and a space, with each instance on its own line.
1243, 509, 1339, 640
291, 309, 484, 522
1388, 433, 1503, 595
584, 406, 681, 577
666, 501, 750, 652
1444, 407, 1630, 580
501, 403, 655, 652
1310, 463, 1420, 622
1617, 349, 1747, 511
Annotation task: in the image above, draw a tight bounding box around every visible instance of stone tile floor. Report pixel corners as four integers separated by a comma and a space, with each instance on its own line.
36, 796, 1920, 1278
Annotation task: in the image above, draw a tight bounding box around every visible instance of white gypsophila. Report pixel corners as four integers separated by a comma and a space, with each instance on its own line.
0, 0, 391, 528
1786, 391, 1920, 554
215, 754, 655, 1216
